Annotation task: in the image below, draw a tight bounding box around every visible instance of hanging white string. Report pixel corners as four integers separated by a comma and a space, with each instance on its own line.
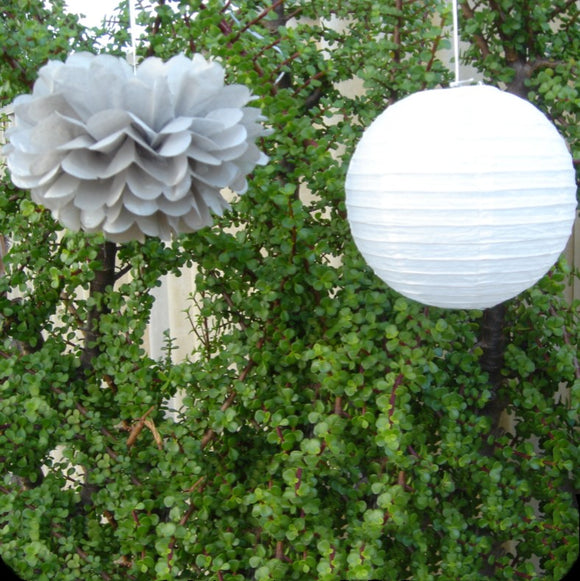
128, 0, 138, 73
224, 2, 286, 85
451, 0, 461, 85
449, 0, 476, 87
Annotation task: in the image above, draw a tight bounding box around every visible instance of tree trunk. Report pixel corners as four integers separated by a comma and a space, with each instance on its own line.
81, 241, 117, 371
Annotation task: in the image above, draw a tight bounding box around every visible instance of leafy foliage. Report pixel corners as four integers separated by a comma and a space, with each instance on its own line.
1, 1, 578, 580
0, 0, 91, 103
460, 0, 579, 160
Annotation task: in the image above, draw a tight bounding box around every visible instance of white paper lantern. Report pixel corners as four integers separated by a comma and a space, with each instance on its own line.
345, 85, 577, 309
4, 52, 269, 242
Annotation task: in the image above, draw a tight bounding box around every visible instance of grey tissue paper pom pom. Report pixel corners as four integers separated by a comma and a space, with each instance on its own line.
4, 52, 269, 242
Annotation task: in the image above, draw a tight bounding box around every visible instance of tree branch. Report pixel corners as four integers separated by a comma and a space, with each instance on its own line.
549, 0, 578, 21
80, 241, 117, 371
229, 0, 286, 44
486, 0, 511, 50
479, 303, 507, 410
461, 0, 491, 60
144, 0, 166, 57
200, 340, 264, 450
394, 0, 403, 64
200, 376, 246, 449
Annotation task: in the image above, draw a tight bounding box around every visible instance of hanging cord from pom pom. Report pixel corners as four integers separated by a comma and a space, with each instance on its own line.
128, 0, 138, 74
449, 0, 475, 87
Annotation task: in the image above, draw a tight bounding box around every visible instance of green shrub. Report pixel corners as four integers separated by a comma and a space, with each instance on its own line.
1, 1, 578, 579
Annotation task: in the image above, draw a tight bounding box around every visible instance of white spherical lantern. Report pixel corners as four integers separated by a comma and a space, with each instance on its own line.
345, 85, 577, 309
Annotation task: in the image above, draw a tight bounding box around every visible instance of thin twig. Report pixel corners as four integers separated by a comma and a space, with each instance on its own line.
200, 342, 263, 450
549, 0, 577, 21
126, 406, 156, 448
229, 0, 286, 44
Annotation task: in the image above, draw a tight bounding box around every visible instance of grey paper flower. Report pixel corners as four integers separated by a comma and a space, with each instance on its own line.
4, 52, 269, 242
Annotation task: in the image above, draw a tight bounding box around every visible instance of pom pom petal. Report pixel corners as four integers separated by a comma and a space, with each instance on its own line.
5, 52, 269, 242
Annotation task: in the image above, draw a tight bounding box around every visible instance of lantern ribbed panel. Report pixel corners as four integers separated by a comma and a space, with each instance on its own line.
345, 85, 577, 309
